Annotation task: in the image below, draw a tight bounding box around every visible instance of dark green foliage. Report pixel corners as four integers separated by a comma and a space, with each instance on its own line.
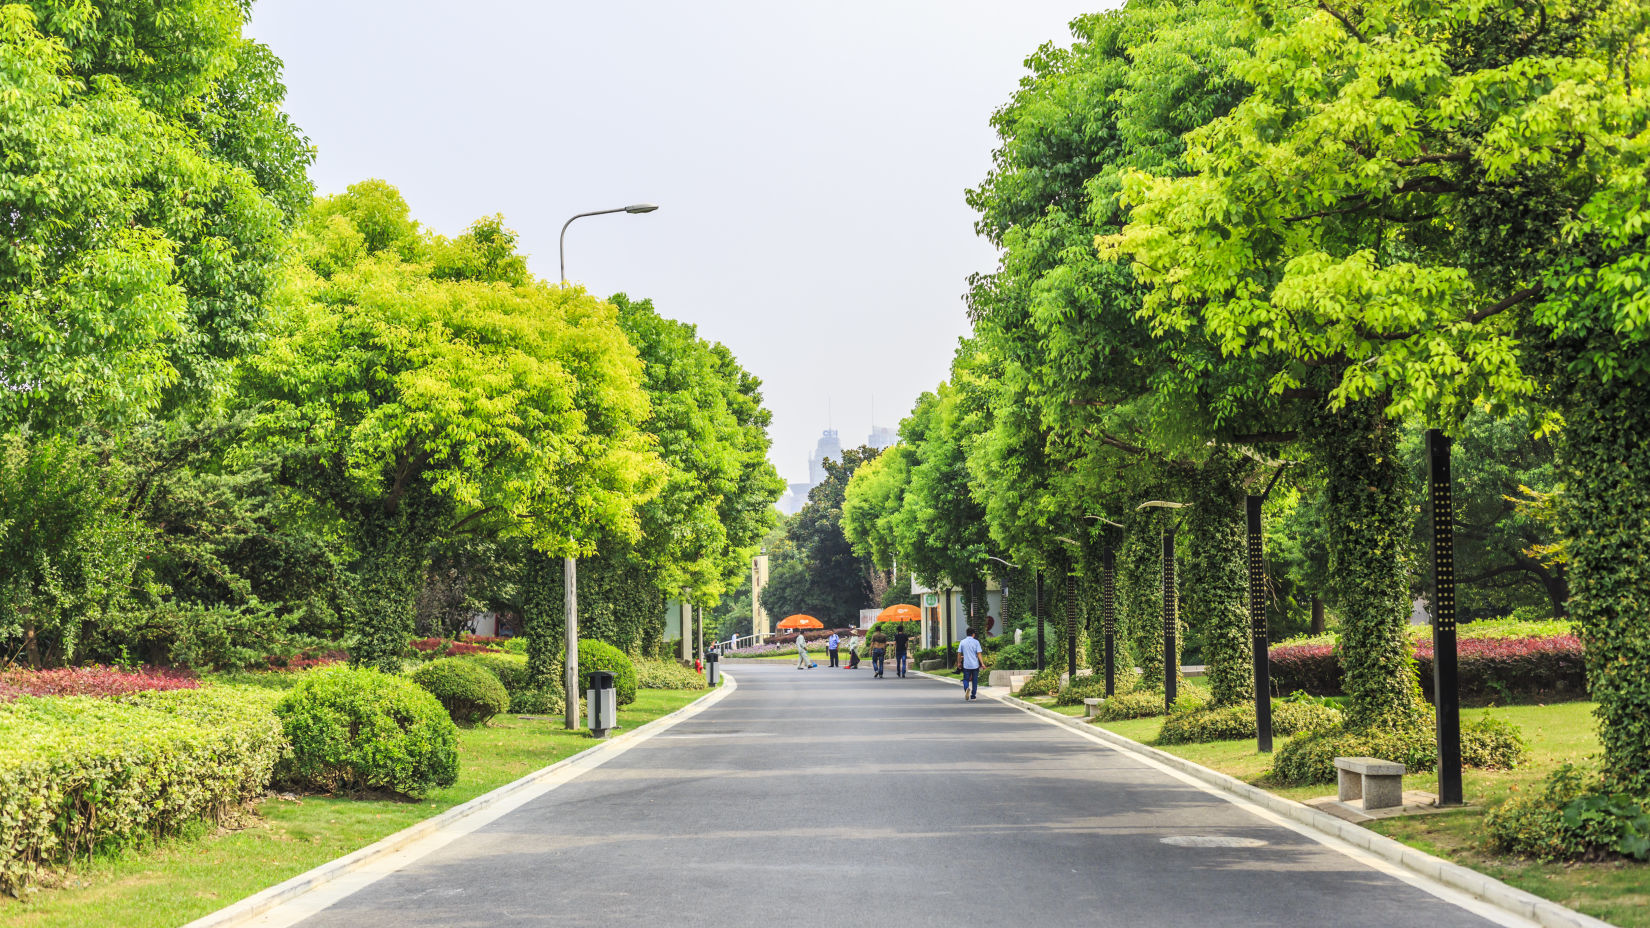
1309, 401, 1428, 731
410, 658, 509, 726
576, 639, 637, 707
1157, 700, 1340, 745
1488, 765, 1650, 861
1556, 372, 1650, 794
761, 450, 882, 623
992, 640, 1037, 670
273, 667, 459, 797
1271, 716, 1527, 786
1117, 507, 1168, 689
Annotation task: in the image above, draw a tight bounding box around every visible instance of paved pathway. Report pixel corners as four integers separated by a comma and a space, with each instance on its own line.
282, 661, 1518, 928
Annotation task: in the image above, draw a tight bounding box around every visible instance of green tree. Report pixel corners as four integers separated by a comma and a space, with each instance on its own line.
242, 182, 662, 669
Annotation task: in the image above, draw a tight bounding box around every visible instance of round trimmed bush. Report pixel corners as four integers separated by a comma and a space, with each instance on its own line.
1054, 675, 1107, 706
411, 658, 509, 726
577, 639, 637, 706
1017, 667, 1061, 697
274, 667, 459, 798
461, 652, 564, 715
992, 640, 1036, 671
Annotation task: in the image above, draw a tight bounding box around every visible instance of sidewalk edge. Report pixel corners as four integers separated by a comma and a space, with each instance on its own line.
914, 670, 1614, 928
180, 673, 738, 928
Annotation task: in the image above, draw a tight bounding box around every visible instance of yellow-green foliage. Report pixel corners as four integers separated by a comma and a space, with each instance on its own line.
633, 657, 706, 690
1272, 716, 1528, 786
410, 658, 509, 726
1157, 700, 1340, 745
0, 687, 284, 896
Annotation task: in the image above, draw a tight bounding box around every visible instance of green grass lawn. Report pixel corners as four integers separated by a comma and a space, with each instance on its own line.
0, 688, 707, 928
1084, 699, 1648, 926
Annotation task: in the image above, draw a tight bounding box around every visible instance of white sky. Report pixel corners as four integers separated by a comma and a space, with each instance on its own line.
247, 0, 1101, 484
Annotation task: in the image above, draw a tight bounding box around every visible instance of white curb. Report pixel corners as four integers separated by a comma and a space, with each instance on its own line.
182, 673, 738, 928
912, 669, 1612, 928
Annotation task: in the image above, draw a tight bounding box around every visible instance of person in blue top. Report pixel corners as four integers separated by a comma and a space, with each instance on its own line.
956, 627, 984, 700
826, 632, 841, 667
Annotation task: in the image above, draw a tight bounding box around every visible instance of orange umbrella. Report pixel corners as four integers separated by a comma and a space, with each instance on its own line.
876, 604, 922, 624
776, 614, 824, 630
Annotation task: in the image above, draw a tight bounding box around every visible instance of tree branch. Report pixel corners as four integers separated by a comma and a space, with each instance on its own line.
1319, 1, 1367, 41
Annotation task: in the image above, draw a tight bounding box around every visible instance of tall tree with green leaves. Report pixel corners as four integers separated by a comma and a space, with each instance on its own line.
243, 182, 662, 669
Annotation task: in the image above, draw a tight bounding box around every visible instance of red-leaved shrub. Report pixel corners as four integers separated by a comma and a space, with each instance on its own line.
411, 637, 507, 659
0, 666, 200, 701
1268, 635, 1587, 704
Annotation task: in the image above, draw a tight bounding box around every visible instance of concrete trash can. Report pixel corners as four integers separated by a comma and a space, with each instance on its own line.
587, 670, 616, 738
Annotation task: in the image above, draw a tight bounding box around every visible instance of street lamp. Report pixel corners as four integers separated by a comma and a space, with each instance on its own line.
1137, 501, 1190, 711
556, 203, 659, 731
560, 204, 659, 284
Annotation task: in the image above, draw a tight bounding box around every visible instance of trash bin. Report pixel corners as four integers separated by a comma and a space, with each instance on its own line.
587, 670, 616, 738
706, 648, 720, 687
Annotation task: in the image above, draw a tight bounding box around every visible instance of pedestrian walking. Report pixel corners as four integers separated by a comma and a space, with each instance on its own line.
827, 631, 841, 668
870, 632, 888, 678
894, 627, 912, 678
796, 632, 813, 669
957, 627, 984, 700
846, 631, 860, 669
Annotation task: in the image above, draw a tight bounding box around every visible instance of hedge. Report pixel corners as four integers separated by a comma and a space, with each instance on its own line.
1272, 716, 1527, 786
1157, 699, 1341, 745
459, 652, 563, 714
634, 657, 706, 690
0, 687, 284, 896
1267, 635, 1586, 704
0, 666, 199, 701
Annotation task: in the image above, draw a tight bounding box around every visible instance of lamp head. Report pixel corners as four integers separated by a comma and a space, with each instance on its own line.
624, 203, 659, 214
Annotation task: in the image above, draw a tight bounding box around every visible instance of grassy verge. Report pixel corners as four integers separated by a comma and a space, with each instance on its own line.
0, 688, 707, 928
1084, 699, 1648, 926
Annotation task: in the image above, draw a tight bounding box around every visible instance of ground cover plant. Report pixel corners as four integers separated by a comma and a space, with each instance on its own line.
0, 667, 199, 701
1267, 635, 1586, 705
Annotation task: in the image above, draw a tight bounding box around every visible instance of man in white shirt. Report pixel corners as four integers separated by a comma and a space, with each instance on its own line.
846, 631, 860, 669
956, 627, 984, 700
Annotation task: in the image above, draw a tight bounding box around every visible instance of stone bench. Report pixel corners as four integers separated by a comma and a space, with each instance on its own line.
1334, 756, 1405, 810
1006, 672, 1036, 694
1083, 697, 1102, 719
919, 658, 947, 671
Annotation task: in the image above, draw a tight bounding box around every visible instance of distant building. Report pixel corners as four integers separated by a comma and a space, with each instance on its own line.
809, 429, 843, 485
867, 426, 897, 450
777, 481, 813, 515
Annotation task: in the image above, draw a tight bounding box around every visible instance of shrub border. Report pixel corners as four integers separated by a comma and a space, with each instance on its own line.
909, 670, 1612, 928
180, 675, 735, 928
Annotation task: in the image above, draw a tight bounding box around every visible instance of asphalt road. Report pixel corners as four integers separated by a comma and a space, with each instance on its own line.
288, 661, 1512, 928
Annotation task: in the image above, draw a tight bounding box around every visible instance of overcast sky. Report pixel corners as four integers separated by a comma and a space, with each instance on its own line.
246, 0, 1101, 484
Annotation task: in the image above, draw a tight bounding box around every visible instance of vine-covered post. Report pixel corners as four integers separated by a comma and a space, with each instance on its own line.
1065, 573, 1079, 681
1247, 494, 1273, 752
1427, 429, 1463, 806
1138, 501, 1189, 711
1035, 570, 1046, 671
1102, 526, 1118, 697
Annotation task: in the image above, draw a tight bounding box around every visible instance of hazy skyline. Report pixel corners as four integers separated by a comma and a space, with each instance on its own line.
246, 0, 1100, 483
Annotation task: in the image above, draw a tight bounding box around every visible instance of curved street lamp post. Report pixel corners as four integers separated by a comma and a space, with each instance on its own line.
556, 203, 659, 731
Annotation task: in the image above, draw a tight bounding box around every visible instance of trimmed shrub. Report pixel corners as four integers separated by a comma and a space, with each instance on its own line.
1271, 716, 1527, 786
274, 668, 458, 797
1158, 700, 1341, 745
634, 657, 706, 690
1054, 675, 1108, 706
1094, 688, 1169, 721
1017, 667, 1061, 697
992, 640, 1036, 671
0, 687, 283, 895
459, 652, 563, 715
1269, 635, 1589, 705
1486, 765, 1650, 862
577, 639, 637, 706
410, 658, 509, 726
0, 666, 199, 701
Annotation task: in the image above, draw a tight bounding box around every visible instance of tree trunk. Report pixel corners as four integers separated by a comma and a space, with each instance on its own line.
23, 615, 41, 670
1309, 399, 1427, 731
1182, 453, 1252, 707
1310, 595, 1325, 635
1559, 372, 1650, 793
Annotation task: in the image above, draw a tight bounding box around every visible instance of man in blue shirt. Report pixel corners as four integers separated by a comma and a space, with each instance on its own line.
826, 631, 841, 667
956, 627, 984, 700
